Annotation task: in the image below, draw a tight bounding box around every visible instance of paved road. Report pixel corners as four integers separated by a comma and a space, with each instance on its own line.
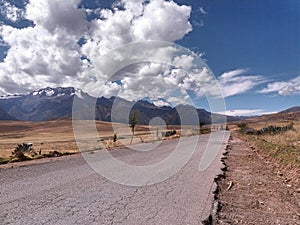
0, 131, 230, 225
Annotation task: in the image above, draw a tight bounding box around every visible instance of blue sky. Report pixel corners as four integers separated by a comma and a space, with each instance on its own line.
0, 0, 300, 116
176, 0, 300, 114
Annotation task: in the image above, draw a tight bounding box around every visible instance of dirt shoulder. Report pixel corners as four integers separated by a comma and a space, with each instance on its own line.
214, 134, 300, 224
0, 153, 81, 170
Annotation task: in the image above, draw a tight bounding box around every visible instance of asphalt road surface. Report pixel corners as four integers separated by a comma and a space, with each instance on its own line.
0, 131, 230, 225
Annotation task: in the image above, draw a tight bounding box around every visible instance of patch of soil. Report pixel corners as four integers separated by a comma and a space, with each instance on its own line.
214, 135, 300, 224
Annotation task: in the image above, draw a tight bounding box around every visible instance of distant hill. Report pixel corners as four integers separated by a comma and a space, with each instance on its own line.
279, 106, 300, 113
0, 87, 242, 124
243, 106, 300, 124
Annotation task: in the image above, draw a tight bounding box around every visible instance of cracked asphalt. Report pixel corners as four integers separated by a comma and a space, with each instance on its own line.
0, 131, 230, 225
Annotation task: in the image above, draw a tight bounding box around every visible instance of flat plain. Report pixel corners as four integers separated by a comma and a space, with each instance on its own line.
0, 119, 194, 162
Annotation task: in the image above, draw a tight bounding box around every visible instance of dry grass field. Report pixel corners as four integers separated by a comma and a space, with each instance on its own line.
0, 119, 147, 159
0, 119, 203, 164
0, 120, 77, 158
229, 112, 300, 183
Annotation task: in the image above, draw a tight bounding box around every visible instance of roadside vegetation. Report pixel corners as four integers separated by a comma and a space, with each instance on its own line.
234, 121, 300, 169
129, 110, 138, 144
0, 143, 75, 165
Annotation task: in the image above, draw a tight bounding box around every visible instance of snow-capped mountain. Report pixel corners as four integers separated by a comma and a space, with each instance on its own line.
29, 87, 88, 99
0, 87, 91, 121
0, 94, 23, 100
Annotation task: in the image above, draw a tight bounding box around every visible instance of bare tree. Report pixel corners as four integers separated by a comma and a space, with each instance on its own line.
129, 110, 138, 144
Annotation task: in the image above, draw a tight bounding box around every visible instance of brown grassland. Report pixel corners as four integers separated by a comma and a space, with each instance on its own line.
229, 112, 300, 183
0, 119, 203, 164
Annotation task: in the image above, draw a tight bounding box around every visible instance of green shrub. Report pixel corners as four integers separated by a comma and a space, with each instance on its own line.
165, 130, 177, 137
12, 143, 33, 154
258, 123, 293, 135
11, 143, 34, 162
237, 122, 248, 129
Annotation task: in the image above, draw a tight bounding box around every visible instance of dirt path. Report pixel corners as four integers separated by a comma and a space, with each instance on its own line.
214, 135, 300, 225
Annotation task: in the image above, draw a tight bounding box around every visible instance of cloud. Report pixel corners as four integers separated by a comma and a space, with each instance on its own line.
71, 0, 195, 105
218, 109, 277, 117
132, 0, 192, 41
153, 99, 171, 107
192, 20, 204, 28
0, 0, 194, 96
199, 7, 207, 15
0, 0, 261, 106
0, 1, 25, 22
218, 69, 266, 97
172, 54, 195, 71
260, 76, 300, 95
107, 62, 185, 104
0, 24, 83, 94
93, 65, 266, 106
81, 0, 192, 58
25, 0, 87, 36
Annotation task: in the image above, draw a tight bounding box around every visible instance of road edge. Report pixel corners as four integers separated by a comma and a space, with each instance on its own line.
201, 134, 231, 225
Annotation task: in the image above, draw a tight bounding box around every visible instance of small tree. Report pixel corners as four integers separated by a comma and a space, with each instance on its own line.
113, 132, 117, 143
165, 117, 170, 130
199, 121, 205, 134
129, 110, 138, 144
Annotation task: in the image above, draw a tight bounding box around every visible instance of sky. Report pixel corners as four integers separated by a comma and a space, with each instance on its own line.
0, 0, 299, 116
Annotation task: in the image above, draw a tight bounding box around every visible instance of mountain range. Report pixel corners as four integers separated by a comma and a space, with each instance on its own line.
0, 107, 16, 120
0, 87, 246, 124
279, 106, 300, 114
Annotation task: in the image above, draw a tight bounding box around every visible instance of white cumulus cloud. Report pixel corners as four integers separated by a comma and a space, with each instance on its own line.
0, 0, 262, 106
0, 1, 25, 22
25, 0, 87, 36
0, 0, 193, 97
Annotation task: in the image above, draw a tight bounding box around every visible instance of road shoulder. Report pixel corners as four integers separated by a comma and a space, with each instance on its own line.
213, 134, 300, 224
